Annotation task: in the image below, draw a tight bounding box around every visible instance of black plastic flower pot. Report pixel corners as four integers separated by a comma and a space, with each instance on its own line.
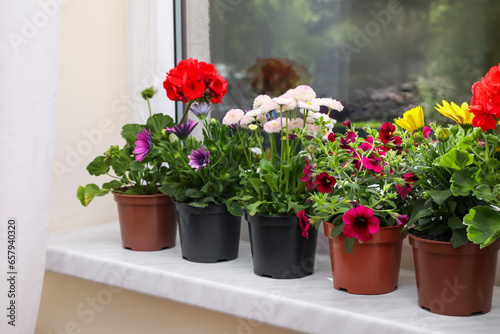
175, 202, 241, 263
246, 213, 318, 279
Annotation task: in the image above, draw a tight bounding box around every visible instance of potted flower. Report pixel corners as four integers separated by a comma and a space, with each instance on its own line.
396, 73, 500, 316
227, 85, 342, 279
301, 119, 409, 294
77, 88, 177, 251
158, 58, 247, 263
158, 102, 249, 263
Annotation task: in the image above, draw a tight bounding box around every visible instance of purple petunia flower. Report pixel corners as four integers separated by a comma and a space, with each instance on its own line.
190, 102, 211, 119
165, 119, 198, 139
133, 127, 153, 162
188, 148, 210, 171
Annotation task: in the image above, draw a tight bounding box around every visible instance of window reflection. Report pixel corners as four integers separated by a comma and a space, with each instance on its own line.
208, 0, 500, 124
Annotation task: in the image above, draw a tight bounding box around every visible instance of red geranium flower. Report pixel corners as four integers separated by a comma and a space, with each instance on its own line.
297, 210, 311, 239
469, 63, 500, 131
342, 205, 380, 242
315, 172, 336, 193
163, 58, 228, 104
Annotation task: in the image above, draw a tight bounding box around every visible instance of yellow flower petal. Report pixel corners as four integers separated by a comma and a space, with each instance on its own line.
395, 106, 425, 132
435, 100, 473, 125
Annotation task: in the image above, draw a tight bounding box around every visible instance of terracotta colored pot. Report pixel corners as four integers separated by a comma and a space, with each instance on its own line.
113, 191, 177, 251
324, 223, 404, 294
247, 213, 318, 279
175, 202, 241, 263
409, 233, 500, 316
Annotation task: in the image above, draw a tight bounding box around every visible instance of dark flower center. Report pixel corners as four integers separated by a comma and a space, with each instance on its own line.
355, 217, 367, 227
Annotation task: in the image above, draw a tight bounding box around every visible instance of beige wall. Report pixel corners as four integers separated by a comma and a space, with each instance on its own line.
50, 0, 128, 234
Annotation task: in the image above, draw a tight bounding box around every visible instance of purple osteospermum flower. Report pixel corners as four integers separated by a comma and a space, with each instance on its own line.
188, 148, 210, 171
165, 119, 198, 139
190, 102, 211, 119
133, 127, 153, 162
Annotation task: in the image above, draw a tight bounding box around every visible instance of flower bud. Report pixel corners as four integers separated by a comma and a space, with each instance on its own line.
413, 132, 424, 144
141, 87, 156, 100
210, 118, 218, 125
174, 152, 181, 159
210, 145, 217, 152
436, 128, 451, 142
169, 133, 178, 143
449, 125, 459, 136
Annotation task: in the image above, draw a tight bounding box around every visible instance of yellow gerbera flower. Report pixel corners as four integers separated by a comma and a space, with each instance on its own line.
395, 106, 425, 132
435, 100, 473, 125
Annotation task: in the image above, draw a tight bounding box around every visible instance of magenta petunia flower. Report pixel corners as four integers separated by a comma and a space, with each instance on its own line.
379, 122, 396, 144
361, 155, 385, 173
423, 126, 431, 138
165, 119, 198, 139
133, 127, 153, 162
315, 172, 336, 193
188, 148, 210, 171
342, 205, 380, 242
297, 210, 311, 239
395, 172, 418, 199
301, 160, 315, 190
394, 214, 409, 227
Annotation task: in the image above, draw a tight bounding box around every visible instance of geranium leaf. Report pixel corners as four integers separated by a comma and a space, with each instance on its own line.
463, 206, 500, 248
450, 168, 480, 196
427, 189, 452, 206
435, 148, 473, 170
451, 227, 468, 248
86, 156, 110, 176
121, 123, 143, 146
146, 114, 174, 136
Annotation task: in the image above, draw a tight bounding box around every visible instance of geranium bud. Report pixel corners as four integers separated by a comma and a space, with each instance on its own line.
436, 128, 450, 142
141, 87, 156, 100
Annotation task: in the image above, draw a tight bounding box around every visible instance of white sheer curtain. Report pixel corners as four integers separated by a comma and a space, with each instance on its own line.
0, 1, 60, 333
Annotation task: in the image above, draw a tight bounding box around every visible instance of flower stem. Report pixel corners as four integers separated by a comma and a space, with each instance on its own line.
179, 100, 194, 124
146, 98, 152, 118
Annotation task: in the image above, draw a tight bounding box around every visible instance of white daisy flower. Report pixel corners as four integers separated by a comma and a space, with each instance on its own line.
253, 94, 272, 109
298, 100, 320, 112
312, 98, 344, 111
292, 85, 316, 101
222, 109, 245, 125
245, 109, 262, 117
239, 115, 255, 128
250, 147, 262, 155
248, 124, 258, 131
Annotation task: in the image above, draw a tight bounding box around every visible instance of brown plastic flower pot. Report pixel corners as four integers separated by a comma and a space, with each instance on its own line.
113, 191, 177, 251
409, 233, 500, 316
324, 223, 405, 294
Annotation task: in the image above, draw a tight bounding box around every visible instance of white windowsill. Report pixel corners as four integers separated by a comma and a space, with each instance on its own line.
46, 222, 500, 334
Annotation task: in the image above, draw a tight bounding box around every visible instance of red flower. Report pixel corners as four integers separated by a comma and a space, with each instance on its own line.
301, 160, 315, 191
361, 156, 384, 173
340, 131, 356, 151
379, 122, 396, 144
327, 132, 336, 143
342, 205, 380, 242
469, 63, 500, 131
395, 172, 418, 199
342, 120, 352, 128
297, 210, 311, 239
163, 58, 228, 104
315, 172, 336, 193
359, 136, 374, 151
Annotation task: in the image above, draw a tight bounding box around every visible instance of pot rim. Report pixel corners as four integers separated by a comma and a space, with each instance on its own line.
408, 232, 500, 254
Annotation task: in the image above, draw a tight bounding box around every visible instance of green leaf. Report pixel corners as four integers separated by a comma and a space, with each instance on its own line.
450, 168, 480, 197
473, 184, 500, 203
447, 215, 464, 229
435, 148, 474, 170
427, 189, 452, 206
76, 184, 110, 207
408, 208, 434, 226
86, 156, 110, 176
121, 123, 143, 146
463, 206, 500, 248
145, 113, 174, 135
330, 223, 344, 238
451, 227, 469, 248
227, 200, 243, 216
344, 237, 355, 255
129, 160, 144, 172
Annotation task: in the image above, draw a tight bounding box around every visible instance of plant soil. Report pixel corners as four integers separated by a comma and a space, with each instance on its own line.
407, 228, 452, 242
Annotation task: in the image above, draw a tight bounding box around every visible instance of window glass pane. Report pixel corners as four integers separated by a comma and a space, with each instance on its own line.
208, 0, 500, 124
